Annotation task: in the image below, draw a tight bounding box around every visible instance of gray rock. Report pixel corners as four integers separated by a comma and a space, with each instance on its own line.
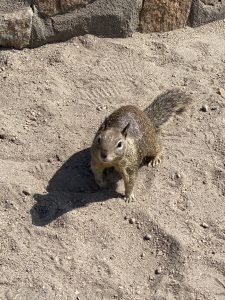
1, 0, 225, 49
30, 0, 142, 47
188, 0, 225, 27
144, 233, 152, 240
129, 218, 136, 224
200, 222, 209, 228
155, 267, 162, 274
0, 0, 31, 13
201, 104, 209, 112
0, 6, 33, 49
34, 0, 91, 17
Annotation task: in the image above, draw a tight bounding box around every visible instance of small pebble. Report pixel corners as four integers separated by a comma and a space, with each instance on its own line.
137, 224, 141, 229
201, 104, 208, 112
155, 267, 162, 275
144, 233, 152, 241
141, 252, 145, 258
10, 137, 16, 143
129, 218, 136, 224
54, 256, 60, 264
218, 87, 225, 98
149, 276, 154, 281
200, 222, 209, 228
30, 116, 37, 121
55, 154, 62, 162
0, 133, 6, 139
211, 106, 219, 111
22, 189, 31, 196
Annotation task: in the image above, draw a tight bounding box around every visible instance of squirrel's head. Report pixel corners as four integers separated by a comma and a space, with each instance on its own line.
93, 119, 130, 164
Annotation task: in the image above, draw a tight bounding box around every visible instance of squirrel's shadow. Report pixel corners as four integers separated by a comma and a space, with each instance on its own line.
31, 148, 121, 226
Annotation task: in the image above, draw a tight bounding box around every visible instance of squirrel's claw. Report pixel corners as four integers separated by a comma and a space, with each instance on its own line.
150, 155, 161, 167
124, 193, 135, 203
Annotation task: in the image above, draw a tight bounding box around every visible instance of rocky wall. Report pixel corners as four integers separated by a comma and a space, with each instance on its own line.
0, 0, 225, 49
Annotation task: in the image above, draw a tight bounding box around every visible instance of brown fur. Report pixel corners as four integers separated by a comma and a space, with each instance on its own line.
91, 89, 192, 202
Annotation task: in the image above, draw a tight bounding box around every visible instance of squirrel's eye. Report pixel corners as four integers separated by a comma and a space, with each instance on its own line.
117, 141, 123, 148
97, 137, 101, 144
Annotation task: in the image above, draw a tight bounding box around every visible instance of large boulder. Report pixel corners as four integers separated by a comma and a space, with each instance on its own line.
188, 0, 225, 27
34, 0, 91, 17
0, 0, 31, 12
30, 0, 143, 47
0, 2, 33, 49
140, 0, 193, 33
0, 0, 142, 49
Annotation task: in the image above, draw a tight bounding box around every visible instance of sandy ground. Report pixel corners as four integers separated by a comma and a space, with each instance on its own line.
0, 19, 225, 300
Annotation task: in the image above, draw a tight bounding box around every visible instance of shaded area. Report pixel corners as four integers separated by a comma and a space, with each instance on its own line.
31, 148, 121, 226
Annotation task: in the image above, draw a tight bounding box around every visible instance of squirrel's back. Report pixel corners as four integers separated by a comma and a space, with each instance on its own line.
104, 105, 156, 139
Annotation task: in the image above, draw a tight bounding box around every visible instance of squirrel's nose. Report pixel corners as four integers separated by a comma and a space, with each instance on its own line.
101, 152, 107, 160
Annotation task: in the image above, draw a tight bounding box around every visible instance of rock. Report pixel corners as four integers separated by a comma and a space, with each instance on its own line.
35, 0, 90, 17
155, 267, 162, 274
22, 189, 31, 196
55, 154, 62, 162
140, 0, 192, 32
175, 172, 181, 179
200, 222, 209, 228
188, 0, 225, 27
211, 105, 219, 111
218, 87, 225, 98
201, 104, 209, 112
144, 233, 152, 241
1, 0, 225, 49
0, 7, 33, 49
129, 217, 136, 224
30, 0, 142, 47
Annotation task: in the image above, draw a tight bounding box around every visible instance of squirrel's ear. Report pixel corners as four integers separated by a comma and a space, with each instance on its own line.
100, 118, 108, 131
121, 123, 130, 137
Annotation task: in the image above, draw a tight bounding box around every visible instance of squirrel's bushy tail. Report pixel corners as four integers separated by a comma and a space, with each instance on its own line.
144, 89, 192, 129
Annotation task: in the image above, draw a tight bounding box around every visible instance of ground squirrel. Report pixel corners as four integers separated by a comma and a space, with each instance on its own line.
91, 89, 192, 202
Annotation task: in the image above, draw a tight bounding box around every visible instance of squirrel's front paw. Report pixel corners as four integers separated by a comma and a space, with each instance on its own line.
150, 154, 161, 167
124, 193, 135, 203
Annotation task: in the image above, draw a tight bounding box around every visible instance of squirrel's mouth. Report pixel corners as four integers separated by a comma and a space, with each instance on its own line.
99, 153, 114, 164
101, 157, 112, 163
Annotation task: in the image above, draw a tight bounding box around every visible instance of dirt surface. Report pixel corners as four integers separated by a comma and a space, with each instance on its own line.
0, 20, 225, 300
